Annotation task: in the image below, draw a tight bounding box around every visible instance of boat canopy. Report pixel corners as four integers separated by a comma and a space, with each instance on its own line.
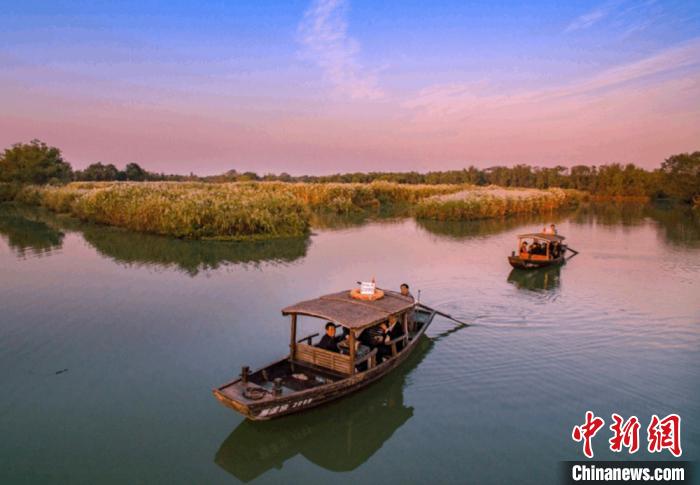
282, 290, 414, 331
517, 233, 565, 242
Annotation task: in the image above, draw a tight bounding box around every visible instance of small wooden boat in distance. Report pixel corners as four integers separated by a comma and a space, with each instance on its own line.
213, 289, 436, 420
508, 232, 568, 269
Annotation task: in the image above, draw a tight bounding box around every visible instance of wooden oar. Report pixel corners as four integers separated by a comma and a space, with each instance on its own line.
566, 246, 580, 258
417, 302, 470, 326
365, 284, 471, 326
430, 320, 470, 341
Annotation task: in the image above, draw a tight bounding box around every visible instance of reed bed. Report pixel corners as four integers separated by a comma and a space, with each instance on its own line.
15, 183, 310, 240
414, 186, 587, 221
285, 181, 462, 213
7, 182, 586, 239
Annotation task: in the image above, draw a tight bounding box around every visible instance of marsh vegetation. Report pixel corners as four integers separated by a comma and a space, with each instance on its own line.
3, 139, 695, 240
4, 182, 588, 239
414, 187, 586, 221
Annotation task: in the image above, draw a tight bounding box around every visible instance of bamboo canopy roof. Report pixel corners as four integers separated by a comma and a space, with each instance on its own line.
282, 290, 415, 330
517, 233, 566, 242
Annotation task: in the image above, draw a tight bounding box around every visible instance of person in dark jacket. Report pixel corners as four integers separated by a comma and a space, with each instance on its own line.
377, 315, 405, 362
387, 315, 405, 352
317, 322, 340, 352
376, 322, 392, 362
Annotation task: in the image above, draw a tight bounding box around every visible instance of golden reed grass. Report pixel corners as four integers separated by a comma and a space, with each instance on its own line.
7, 182, 586, 239
14, 183, 308, 240
11, 182, 460, 239
414, 186, 588, 221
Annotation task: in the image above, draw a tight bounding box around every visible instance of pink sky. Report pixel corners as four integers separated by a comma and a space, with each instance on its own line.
1, 1, 699, 175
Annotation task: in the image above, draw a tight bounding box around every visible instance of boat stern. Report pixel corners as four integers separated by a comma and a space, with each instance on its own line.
213, 376, 298, 421
213, 387, 254, 418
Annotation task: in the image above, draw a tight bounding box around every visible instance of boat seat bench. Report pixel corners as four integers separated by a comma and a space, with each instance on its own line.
293, 343, 377, 375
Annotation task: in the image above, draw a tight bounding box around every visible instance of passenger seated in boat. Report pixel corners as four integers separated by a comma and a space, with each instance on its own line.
530, 241, 541, 255
520, 241, 529, 256
317, 322, 340, 352
376, 322, 392, 362
359, 325, 379, 349
551, 242, 560, 258
388, 315, 405, 352
377, 316, 405, 362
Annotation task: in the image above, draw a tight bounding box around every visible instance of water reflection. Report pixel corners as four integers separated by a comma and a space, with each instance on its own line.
2, 201, 698, 275
416, 212, 568, 241
0, 204, 64, 257
310, 205, 412, 231
646, 204, 700, 249
0, 203, 310, 275
507, 266, 562, 292
79, 227, 309, 275
571, 202, 700, 248
415, 202, 700, 250
214, 338, 433, 482
569, 201, 647, 227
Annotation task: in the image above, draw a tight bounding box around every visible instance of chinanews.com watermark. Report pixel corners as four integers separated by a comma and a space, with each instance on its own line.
562, 462, 691, 484
561, 411, 694, 484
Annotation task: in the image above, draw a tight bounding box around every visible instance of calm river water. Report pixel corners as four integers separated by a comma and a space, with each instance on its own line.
1, 202, 698, 484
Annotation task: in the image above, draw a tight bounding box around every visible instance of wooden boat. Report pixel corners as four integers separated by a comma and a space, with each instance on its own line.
213, 289, 436, 420
508, 232, 568, 269
214, 337, 434, 481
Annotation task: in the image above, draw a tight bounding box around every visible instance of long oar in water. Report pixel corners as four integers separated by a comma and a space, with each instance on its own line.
416, 302, 470, 326
566, 246, 580, 259
363, 283, 471, 326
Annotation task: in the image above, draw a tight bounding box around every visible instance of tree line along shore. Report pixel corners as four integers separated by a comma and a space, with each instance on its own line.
1, 140, 697, 240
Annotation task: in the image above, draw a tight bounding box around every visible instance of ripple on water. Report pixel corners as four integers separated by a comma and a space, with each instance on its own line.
2, 202, 700, 481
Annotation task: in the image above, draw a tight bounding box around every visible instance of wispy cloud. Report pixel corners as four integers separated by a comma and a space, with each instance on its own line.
572, 38, 700, 94
565, 0, 663, 35
404, 38, 700, 120
298, 0, 383, 100
565, 6, 609, 33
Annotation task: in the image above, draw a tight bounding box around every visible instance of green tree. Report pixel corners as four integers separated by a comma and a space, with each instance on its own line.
124, 162, 147, 181
569, 165, 596, 191
238, 171, 260, 181
76, 162, 120, 181
0, 139, 72, 184
661, 152, 700, 202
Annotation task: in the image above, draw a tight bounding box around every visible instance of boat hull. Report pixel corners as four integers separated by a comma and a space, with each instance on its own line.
214, 308, 435, 420
508, 246, 567, 270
